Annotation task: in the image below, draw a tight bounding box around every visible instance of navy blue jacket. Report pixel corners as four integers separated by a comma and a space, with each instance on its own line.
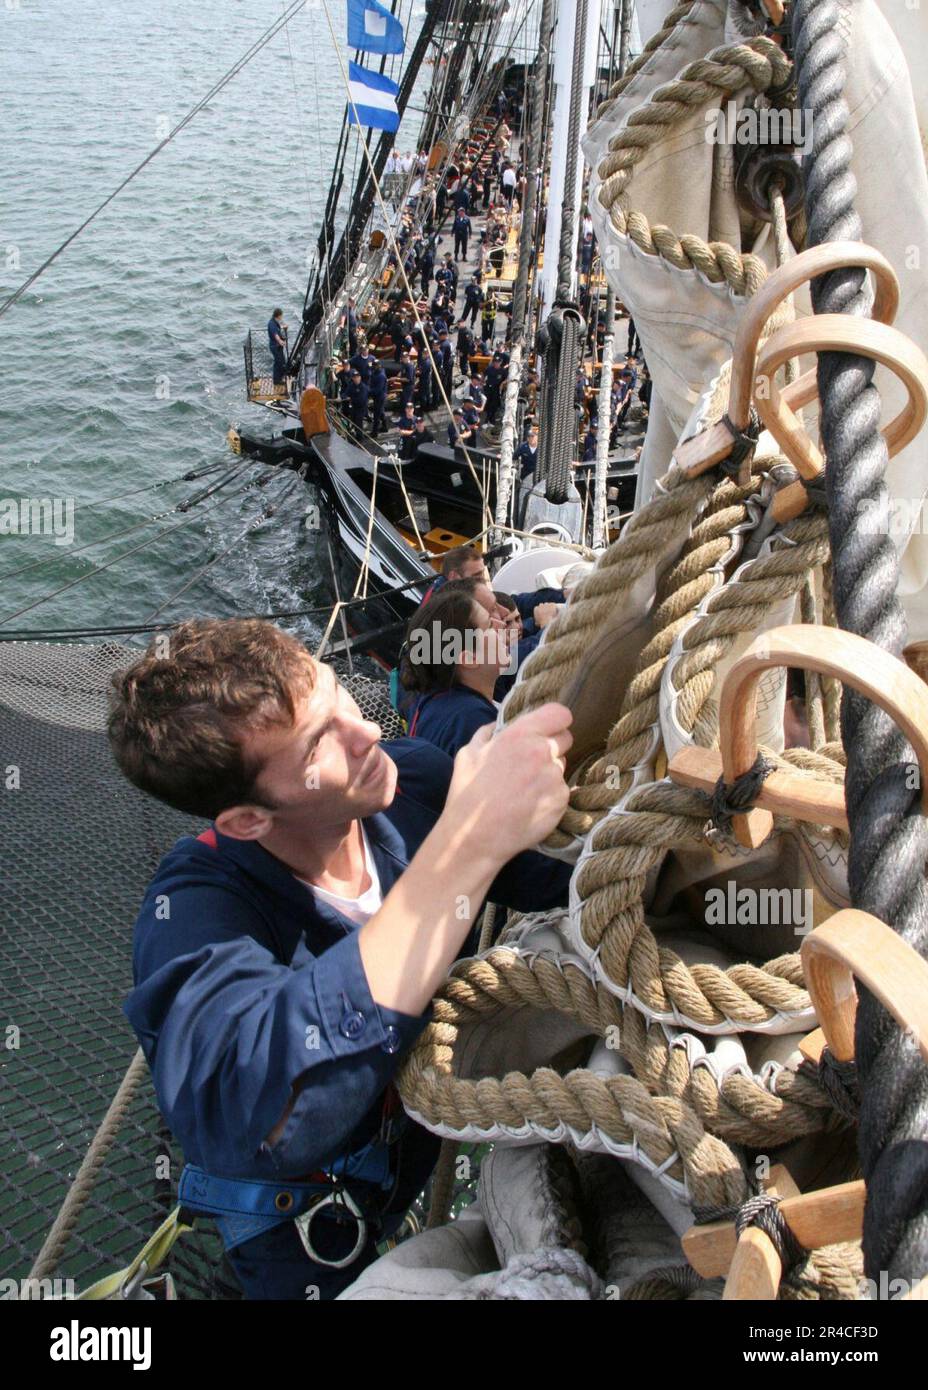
407, 685, 497, 758
369, 367, 387, 401
515, 442, 537, 480
514, 587, 563, 621
124, 739, 569, 1187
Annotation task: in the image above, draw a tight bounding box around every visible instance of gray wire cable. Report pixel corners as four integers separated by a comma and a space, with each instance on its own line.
794, 0, 928, 1285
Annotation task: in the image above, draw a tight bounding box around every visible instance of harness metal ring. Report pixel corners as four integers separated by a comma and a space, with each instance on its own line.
294, 1189, 368, 1270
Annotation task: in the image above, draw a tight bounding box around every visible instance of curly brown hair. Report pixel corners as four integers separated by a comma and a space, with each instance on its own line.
107, 618, 315, 819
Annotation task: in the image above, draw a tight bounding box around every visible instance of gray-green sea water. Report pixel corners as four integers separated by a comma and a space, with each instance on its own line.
0, 0, 429, 645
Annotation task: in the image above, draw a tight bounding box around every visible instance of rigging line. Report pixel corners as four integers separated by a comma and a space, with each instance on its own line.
281, 0, 317, 218
0, 572, 437, 641
0, 0, 309, 320
142, 473, 300, 624
308, 20, 338, 323
0, 469, 259, 627
0, 461, 256, 585
319, 0, 495, 534
0, 460, 230, 543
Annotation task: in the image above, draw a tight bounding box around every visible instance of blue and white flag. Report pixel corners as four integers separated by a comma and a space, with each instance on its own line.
347, 0, 405, 55
347, 61, 400, 132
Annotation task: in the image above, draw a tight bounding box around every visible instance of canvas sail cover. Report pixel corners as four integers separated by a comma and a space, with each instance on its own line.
584, 0, 928, 632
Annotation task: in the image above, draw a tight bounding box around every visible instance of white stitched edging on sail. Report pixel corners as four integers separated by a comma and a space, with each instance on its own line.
403, 1107, 691, 1204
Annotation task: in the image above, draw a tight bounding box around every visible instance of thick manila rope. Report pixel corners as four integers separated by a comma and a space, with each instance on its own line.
592, 0, 701, 129
562, 506, 832, 845
417, 943, 836, 1148
595, 37, 792, 293
572, 768, 846, 1031
396, 948, 750, 1212
793, 0, 928, 1286
499, 462, 768, 850
616, 1007, 839, 1150
558, 468, 772, 839
501, 467, 715, 723
562, 467, 812, 833
666, 508, 831, 735
516, 466, 766, 852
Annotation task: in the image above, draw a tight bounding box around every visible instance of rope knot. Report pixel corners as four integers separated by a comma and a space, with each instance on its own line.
802, 474, 829, 509
814, 1046, 860, 1122
710, 752, 775, 831
735, 1192, 807, 1273
719, 407, 761, 476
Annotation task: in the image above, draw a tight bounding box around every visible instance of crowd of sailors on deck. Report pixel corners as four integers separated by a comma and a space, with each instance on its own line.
323, 88, 530, 451
321, 82, 650, 481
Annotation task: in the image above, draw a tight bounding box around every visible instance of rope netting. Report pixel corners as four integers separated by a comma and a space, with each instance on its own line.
0, 640, 406, 1297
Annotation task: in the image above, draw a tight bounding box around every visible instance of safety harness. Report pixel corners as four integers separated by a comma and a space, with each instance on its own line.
173, 827, 407, 1267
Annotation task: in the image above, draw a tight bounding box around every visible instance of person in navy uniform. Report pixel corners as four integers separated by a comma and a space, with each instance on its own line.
447, 408, 473, 449
407, 417, 434, 462
461, 276, 483, 328
397, 350, 416, 410
396, 401, 417, 456
461, 398, 481, 446
492, 590, 555, 701
451, 179, 471, 214
398, 414, 426, 461
482, 353, 505, 425
369, 363, 388, 436
349, 345, 371, 384
452, 209, 472, 261
347, 369, 369, 438
442, 253, 458, 302
416, 352, 433, 413
267, 309, 288, 387
340, 297, 359, 355
467, 373, 486, 414
515, 424, 538, 482
400, 582, 513, 757
456, 322, 476, 377
436, 331, 453, 399
110, 618, 573, 1300
616, 355, 638, 430
420, 240, 435, 297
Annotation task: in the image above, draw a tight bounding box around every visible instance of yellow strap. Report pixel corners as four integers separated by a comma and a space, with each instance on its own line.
78, 1206, 193, 1301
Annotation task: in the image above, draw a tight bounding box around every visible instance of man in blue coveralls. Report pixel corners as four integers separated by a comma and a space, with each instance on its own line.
108, 618, 573, 1300
267, 309, 288, 387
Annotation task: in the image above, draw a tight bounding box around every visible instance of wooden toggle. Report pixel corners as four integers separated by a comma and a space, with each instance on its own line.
799, 909, 928, 1071
669, 624, 928, 849
683, 1162, 865, 1295
672, 242, 899, 481
689, 907, 928, 1297
763, 316, 928, 523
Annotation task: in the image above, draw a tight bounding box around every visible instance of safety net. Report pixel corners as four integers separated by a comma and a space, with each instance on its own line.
0, 640, 416, 1299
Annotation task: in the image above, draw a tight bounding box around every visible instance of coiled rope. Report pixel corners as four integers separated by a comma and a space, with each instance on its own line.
594, 37, 791, 293
572, 766, 844, 1030
793, 0, 928, 1284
